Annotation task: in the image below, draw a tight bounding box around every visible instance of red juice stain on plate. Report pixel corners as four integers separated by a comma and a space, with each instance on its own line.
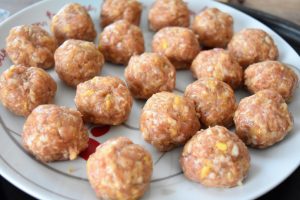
79, 138, 100, 160
91, 125, 110, 137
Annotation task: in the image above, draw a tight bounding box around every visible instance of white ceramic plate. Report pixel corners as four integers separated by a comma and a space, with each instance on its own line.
0, 0, 299, 199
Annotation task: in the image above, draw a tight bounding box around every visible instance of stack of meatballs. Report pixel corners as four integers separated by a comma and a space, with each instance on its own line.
0, 0, 298, 199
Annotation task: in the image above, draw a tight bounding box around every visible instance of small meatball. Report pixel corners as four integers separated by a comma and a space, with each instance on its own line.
140, 92, 200, 151
234, 89, 293, 148
192, 7, 233, 48
6, 25, 57, 69
180, 126, 250, 188
191, 48, 243, 89
22, 104, 88, 162
152, 27, 200, 69
228, 28, 278, 67
0, 65, 57, 116
98, 20, 145, 65
245, 61, 298, 102
87, 137, 153, 200
75, 76, 133, 125
100, 0, 142, 28
51, 3, 96, 44
184, 78, 236, 127
54, 39, 104, 87
148, 0, 190, 31
124, 52, 176, 99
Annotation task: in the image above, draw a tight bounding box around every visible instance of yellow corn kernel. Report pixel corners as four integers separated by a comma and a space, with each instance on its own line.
63, 25, 71, 32
82, 90, 94, 97
161, 40, 168, 49
200, 165, 211, 179
216, 141, 227, 152
170, 128, 177, 137
69, 150, 77, 160
105, 94, 112, 110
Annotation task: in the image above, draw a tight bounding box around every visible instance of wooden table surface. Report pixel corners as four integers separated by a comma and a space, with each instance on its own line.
0, 0, 299, 25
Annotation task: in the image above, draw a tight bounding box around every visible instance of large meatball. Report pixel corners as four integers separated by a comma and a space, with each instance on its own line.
234, 89, 293, 148
98, 20, 145, 65
191, 48, 243, 89
54, 39, 104, 87
228, 28, 279, 67
100, 0, 142, 28
245, 61, 298, 102
148, 0, 190, 31
6, 25, 57, 69
152, 27, 200, 69
51, 3, 96, 44
75, 76, 133, 125
140, 92, 200, 151
22, 104, 88, 162
184, 78, 236, 127
87, 137, 153, 200
0, 65, 57, 116
124, 52, 176, 99
180, 126, 250, 188
192, 7, 233, 48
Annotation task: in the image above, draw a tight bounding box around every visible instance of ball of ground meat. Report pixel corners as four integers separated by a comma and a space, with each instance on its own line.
228, 28, 279, 67
87, 137, 153, 200
75, 76, 133, 125
6, 25, 57, 69
140, 92, 200, 151
124, 52, 176, 99
54, 39, 104, 87
51, 3, 96, 44
22, 104, 88, 162
192, 7, 233, 48
100, 0, 142, 28
184, 78, 236, 127
180, 126, 250, 188
152, 27, 200, 69
234, 89, 293, 148
98, 20, 145, 65
148, 0, 190, 31
0, 65, 57, 116
191, 48, 243, 89
244, 61, 298, 102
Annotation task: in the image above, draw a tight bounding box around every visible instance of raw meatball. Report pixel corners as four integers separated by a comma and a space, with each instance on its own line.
191, 48, 243, 89
22, 104, 88, 162
180, 126, 250, 188
152, 27, 200, 69
51, 3, 96, 44
6, 25, 57, 69
87, 137, 153, 200
140, 92, 200, 151
98, 20, 145, 65
234, 89, 293, 148
148, 0, 190, 31
124, 52, 176, 99
75, 76, 133, 125
184, 78, 236, 127
54, 39, 104, 87
0, 65, 57, 116
100, 0, 142, 28
245, 61, 298, 102
192, 7, 233, 48
228, 28, 279, 67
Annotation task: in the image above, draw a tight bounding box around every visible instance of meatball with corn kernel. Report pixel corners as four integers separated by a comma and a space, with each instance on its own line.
75, 76, 133, 125
140, 92, 200, 151
180, 126, 250, 188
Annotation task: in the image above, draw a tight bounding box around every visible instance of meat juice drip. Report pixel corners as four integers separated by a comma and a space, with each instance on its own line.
79, 138, 100, 160
91, 125, 110, 137
80, 126, 111, 160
